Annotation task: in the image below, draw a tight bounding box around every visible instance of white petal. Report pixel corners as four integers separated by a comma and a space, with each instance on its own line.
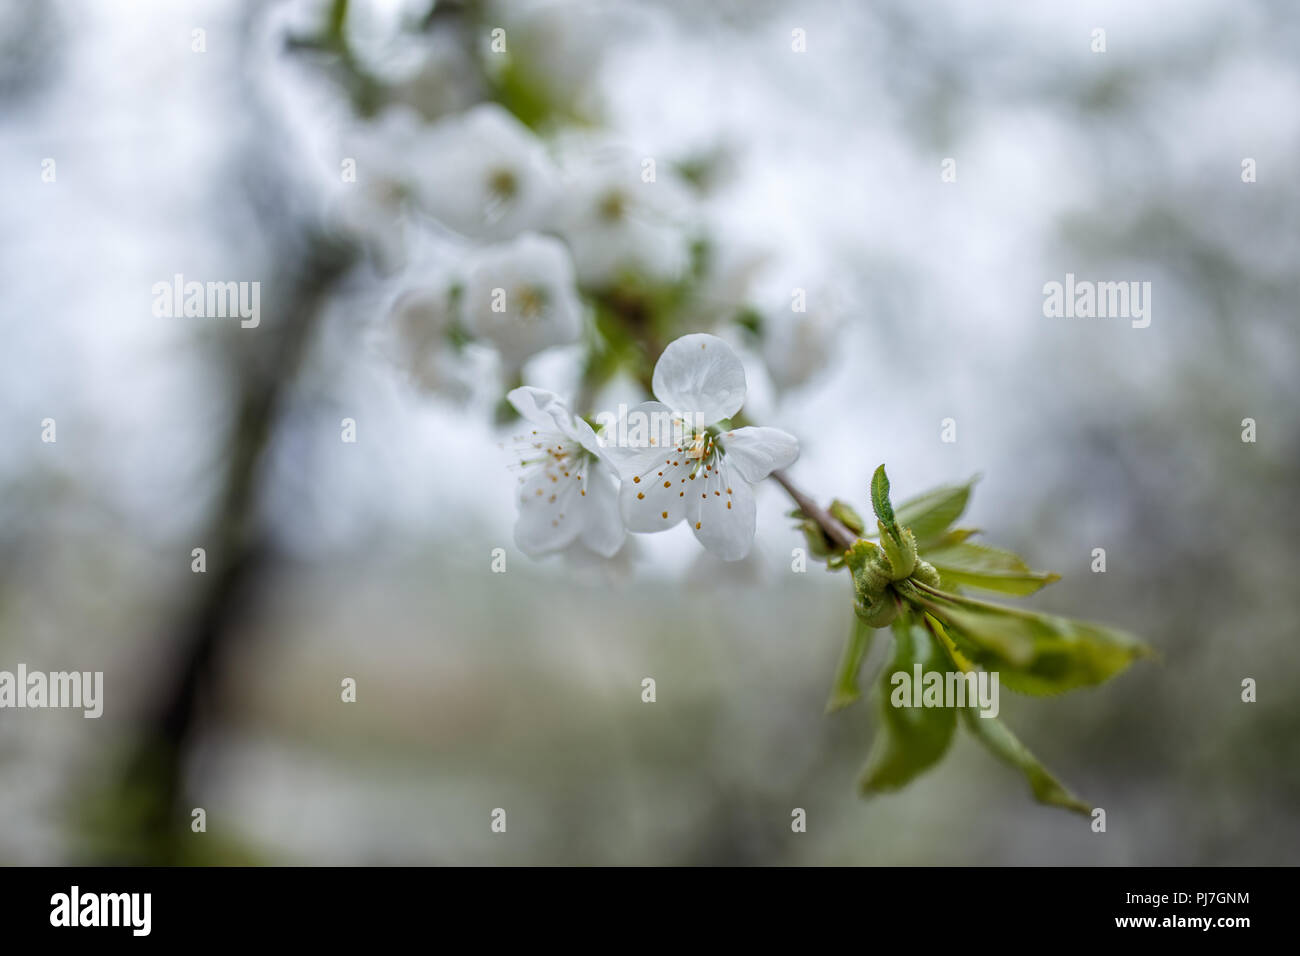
620, 454, 694, 533
599, 401, 683, 476
514, 466, 584, 556
719, 426, 799, 483
577, 462, 626, 557
507, 386, 579, 438
685, 461, 756, 561
651, 333, 746, 424
569, 415, 606, 461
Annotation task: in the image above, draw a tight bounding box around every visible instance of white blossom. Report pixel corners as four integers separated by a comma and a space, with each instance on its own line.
553, 147, 692, 288
330, 106, 430, 269
605, 333, 798, 561
761, 292, 843, 392
507, 387, 625, 558
415, 103, 558, 240
387, 282, 473, 399
389, 30, 487, 121
485, 0, 629, 119
461, 233, 584, 372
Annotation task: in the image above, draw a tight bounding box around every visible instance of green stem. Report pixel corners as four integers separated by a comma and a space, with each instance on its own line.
827, 615, 875, 712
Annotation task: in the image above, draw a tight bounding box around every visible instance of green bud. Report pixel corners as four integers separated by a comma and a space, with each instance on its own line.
843, 538, 878, 573
847, 538, 895, 623
878, 520, 916, 581
799, 519, 833, 557
854, 592, 899, 628
829, 499, 865, 535
845, 540, 890, 591
911, 558, 941, 588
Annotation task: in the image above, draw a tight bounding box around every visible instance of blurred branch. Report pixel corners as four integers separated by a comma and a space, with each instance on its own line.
92, 234, 354, 863
771, 469, 857, 551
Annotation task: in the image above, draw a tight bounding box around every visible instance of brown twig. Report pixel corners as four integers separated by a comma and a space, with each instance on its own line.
770, 469, 858, 551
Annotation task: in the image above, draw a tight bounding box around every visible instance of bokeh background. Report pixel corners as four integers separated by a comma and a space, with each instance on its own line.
1, 0, 1297, 864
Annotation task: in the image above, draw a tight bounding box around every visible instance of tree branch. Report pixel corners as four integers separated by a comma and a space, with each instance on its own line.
770, 469, 858, 551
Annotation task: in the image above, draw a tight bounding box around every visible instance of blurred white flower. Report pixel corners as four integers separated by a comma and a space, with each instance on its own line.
760, 294, 844, 392
388, 283, 470, 399
553, 148, 692, 288
416, 103, 558, 240
606, 333, 798, 561
680, 237, 771, 328
507, 386, 625, 558
486, 0, 629, 120
390, 30, 487, 121
330, 106, 429, 269
461, 233, 583, 372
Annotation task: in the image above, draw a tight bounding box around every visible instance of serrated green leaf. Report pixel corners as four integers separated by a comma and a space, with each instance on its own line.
923, 615, 1092, 816
959, 707, 1092, 815
923, 611, 977, 673
923, 540, 1029, 573
827, 615, 876, 713
860, 615, 957, 794
925, 541, 1060, 596
907, 582, 1153, 693
870, 465, 895, 531
892, 479, 975, 547
935, 567, 1059, 596
904, 585, 1035, 666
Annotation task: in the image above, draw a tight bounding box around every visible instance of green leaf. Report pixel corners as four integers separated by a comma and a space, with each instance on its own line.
959, 707, 1092, 815
924, 540, 1029, 573
907, 582, 1153, 693
870, 465, 896, 532
829, 499, 865, 536
928, 527, 979, 548
923, 611, 977, 674
924, 615, 1092, 816
860, 615, 957, 794
893, 479, 975, 547
827, 615, 876, 713
925, 540, 1060, 596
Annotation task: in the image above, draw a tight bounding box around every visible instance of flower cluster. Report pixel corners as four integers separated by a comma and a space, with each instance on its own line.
289, 1, 843, 417
285, 1, 1151, 820
508, 333, 798, 561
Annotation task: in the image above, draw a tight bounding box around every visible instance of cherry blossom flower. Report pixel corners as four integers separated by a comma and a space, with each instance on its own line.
507, 386, 625, 559
387, 281, 478, 400
760, 290, 844, 392
605, 333, 799, 560
552, 147, 692, 288
330, 106, 430, 270
462, 233, 583, 372
416, 103, 559, 240
484, 0, 626, 120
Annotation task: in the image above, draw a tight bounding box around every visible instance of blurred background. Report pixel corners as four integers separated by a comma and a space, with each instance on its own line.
1, 0, 1297, 864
